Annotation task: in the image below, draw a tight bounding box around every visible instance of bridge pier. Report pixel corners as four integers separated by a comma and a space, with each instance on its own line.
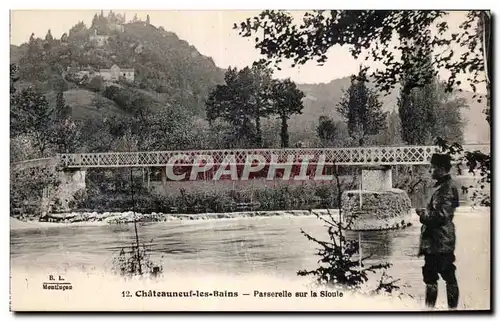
341, 165, 411, 231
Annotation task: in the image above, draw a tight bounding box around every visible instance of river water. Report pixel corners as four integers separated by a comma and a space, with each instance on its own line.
10, 207, 491, 310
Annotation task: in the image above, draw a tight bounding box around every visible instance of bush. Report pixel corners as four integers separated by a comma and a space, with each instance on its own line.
87, 76, 105, 92
112, 241, 163, 278
298, 209, 393, 289
70, 180, 357, 214
341, 190, 412, 230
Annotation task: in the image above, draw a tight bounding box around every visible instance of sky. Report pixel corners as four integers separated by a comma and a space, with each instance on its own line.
10, 9, 484, 88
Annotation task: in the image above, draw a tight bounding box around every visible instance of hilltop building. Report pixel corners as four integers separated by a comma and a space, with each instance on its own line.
66, 64, 135, 83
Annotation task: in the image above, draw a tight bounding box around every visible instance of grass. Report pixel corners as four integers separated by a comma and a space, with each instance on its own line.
62, 88, 126, 120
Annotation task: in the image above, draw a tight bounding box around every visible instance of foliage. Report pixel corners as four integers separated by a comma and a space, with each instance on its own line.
375, 110, 404, 146
10, 86, 55, 157
398, 43, 466, 146
139, 106, 199, 151
434, 84, 467, 144
392, 166, 433, 208
234, 10, 490, 110
88, 76, 105, 92
10, 167, 61, 219
398, 83, 438, 145
398, 44, 439, 145
298, 209, 392, 288
206, 64, 304, 148
111, 241, 163, 278
74, 187, 344, 217
337, 67, 387, 146
10, 71, 81, 157
206, 67, 261, 147
316, 116, 338, 146
341, 190, 412, 230
271, 78, 305, 147
436, 138, 490, 207
372, 271, 413, 299
51, 118, 82, 154
248, 63, 275, 146
103, 85, 151, 117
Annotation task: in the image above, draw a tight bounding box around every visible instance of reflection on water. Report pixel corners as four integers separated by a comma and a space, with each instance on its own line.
11, 216, 401, 275
10, 209, 490, 302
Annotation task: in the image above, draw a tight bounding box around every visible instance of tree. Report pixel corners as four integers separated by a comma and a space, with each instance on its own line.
108, 10, 117, 24
91, 13, 99, 28
249, 62, 275, 146
377, 110, 403, 146
337, 67, 387, 146
45, 29, 53, 42
51, 91, 80, 154
61, 33, 68, 43
397, 40, 439, 145
317, 116, 338, 147
68, 21, 89, 48
271, 78, 305, 148
399, 79, 465, 146
55, 91, 72, 119
141, 106, 198, 151
206, 67, 263, 148
51, 118, 81, 154
234, 11, 490, 115
10, 63, 19, 95
69, 21, 87, 37
29, 33, 35, 46
88, 76, 105, 92
398, 84, 438, 145
10, 87, 54, 157
434, 86, 467, 144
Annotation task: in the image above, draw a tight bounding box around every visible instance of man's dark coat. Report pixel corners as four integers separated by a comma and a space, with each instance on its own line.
418, 175, 460, 256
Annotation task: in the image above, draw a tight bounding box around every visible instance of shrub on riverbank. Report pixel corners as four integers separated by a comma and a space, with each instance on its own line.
70, 180, 355, 214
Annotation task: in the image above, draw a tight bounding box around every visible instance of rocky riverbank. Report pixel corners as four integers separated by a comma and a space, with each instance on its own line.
11, 207, 419, 232
34, 209, 336, 224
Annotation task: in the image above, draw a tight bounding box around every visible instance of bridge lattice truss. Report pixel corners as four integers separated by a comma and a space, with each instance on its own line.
51, 145, 490, 169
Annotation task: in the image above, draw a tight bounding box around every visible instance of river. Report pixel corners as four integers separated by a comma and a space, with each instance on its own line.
10, 207, 491, 311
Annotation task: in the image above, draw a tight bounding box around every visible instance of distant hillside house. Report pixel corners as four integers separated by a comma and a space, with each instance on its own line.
99, 64, 135, 82
89, 30, 109, 47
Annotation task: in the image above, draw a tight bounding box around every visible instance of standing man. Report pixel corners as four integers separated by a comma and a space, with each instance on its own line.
417, 153, 460, 309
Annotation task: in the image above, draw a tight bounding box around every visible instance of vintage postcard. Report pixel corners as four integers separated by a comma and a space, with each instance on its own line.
9, 9, 491, 312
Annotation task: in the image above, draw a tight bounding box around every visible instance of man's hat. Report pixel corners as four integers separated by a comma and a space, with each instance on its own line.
430, 153, 452, 168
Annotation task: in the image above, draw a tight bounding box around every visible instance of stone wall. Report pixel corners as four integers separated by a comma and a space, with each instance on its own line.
341, 189, 412, 231
342, 166, 411, 230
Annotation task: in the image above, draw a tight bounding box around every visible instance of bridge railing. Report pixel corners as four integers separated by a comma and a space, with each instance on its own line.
10, 144, 489, 170
55, 145, 489, 168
